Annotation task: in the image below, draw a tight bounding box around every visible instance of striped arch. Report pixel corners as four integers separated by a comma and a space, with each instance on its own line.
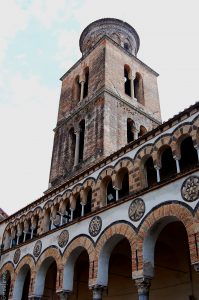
34, 246, 62, 296
96, 167, 115, 206
72, 183, 82, 196
192, 116, 199, 147
172, 123, 196, 157
0, 262, 15, 300
81, 178, 95, 204
153, 134, 174, 167
62, 236, 95, 290
94, 222, 137, 287
137, 203, 196, 276
113, 157, 134, 188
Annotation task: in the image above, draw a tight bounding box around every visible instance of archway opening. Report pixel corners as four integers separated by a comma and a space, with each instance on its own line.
151, 221, 199, 299
107, 238, 136, 298
179, 136, 198, 171
144, 156, 156, 187
160, 146, 176, 180
85, 188, 92, 215
107, 178, 116, 204
73, 194, 82, 219
21, 268, 30, 300
118, 169, 130, 199
73, 250, 91, 299
43, 260, 58, 299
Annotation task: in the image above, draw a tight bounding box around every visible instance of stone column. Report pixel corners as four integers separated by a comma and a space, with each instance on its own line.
194, 145, 199, 162
134, 128, 139, 140
56, 290, 71, 300
80, 81, 85, 101
70, 208, 74, 222
74, 130, 80, 167
81, 202, 86, 217
113, 186, 120, 201
154, 166, 161, 183
129, 74, 135, 99
135, 277, 151, 300
92, 286, 104, 300
173, 156, 181, 173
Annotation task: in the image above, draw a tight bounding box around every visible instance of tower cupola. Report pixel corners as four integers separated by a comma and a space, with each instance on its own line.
79, 18, 140, 56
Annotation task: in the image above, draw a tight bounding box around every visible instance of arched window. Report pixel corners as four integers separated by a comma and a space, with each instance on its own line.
144, 156, 156, 187
106, 178, 116, 204
160, 146, 176, 180
33, 215, 39, 238
118, 169, 129, 199
124, 65, 131, 97
78, 120, 85, 163
85, 188, 92, 215
69, 127, 76, 167
73, 194, 82, 219
134, 72, 144, 105
179, 136, 198, 171
83, 67, 89, 98
72, 75, 81, 101
127, 118, 135, 143
138, 125, 147, 137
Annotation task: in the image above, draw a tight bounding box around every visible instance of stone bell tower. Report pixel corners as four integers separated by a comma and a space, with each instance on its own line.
49, 18, 162, 188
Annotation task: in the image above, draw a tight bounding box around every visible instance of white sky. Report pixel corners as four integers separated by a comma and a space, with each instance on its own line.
0, 0, 199, 215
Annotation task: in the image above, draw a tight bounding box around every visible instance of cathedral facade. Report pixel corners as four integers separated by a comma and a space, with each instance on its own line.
0, 18, 199, 300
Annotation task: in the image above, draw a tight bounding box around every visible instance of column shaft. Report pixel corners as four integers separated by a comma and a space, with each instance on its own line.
80, 81, 85, 101
74, 131, 80, 166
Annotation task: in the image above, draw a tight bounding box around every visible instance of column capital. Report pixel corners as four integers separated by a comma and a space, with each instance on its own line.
135, 277, 151, 295
91, 285, 106, 299
56, 290, 72, 300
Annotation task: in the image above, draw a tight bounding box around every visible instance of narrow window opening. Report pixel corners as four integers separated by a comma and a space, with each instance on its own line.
69, 127, 76, 167
79, 120, 85, 162
127, 118, 135, 143
145, 157, 156, 187
124, 66, 131, 97
134, 72, 144, 105
160, 147, 176, 180
73, 75, 81, 102
118, 171, 129, 199
138, 125, 147, 137
180, 137, 198, 171
83, 68, 89, 98
124, 43, 129, 51
73, 194, 82, 219
107, 179, 116, 204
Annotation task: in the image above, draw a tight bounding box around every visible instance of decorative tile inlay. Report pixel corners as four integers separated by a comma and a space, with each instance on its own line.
89, 216, 102, 237
33, 240, 42, 257
181, 176, 199, 202
58, 230, 69, 248
128, 198, 145, 222
13, 248, 21, 264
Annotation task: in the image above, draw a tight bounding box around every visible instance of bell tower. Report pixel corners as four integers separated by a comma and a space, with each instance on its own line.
49, 18, 162, 188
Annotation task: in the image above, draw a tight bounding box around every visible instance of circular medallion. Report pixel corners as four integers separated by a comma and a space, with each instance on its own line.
181, 176, 199, 202
58, 230, 69, 248
89, 216, 102, 237
129, 198, 145, 222
13, 248, 21, 264
33, 240, 42, 257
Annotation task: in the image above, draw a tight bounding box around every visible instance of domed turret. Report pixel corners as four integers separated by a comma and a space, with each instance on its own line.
79, 18, 140, 56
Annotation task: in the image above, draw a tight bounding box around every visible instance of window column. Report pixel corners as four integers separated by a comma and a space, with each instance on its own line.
80, 80, 85, 101
74, 129, 80, 167
173, 155, 181, 173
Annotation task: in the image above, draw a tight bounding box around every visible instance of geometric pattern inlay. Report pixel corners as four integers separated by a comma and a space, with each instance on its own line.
89, 216, 102, 237
58, 230, 69, 248
33, 240, 42, 257
181, 176, 199, 202
13, 248, 21, 264
128, 198, 145, 222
